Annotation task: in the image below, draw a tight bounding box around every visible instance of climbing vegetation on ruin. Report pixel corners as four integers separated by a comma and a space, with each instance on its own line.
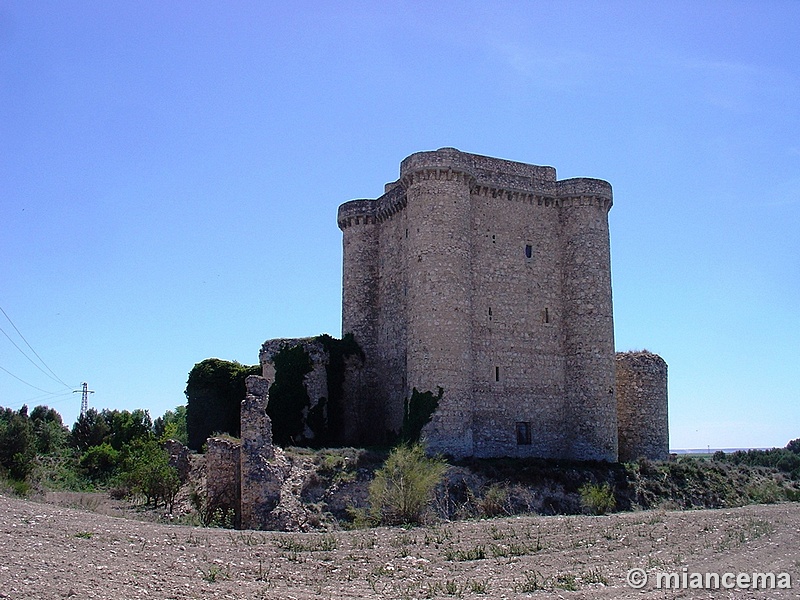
400, 387, 442, 444
185, 358, 260, 451
267, 344, 313, 446
314, 333, 362, 445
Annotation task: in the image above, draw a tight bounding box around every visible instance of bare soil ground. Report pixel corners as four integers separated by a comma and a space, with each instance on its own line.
1, 494, 798, 600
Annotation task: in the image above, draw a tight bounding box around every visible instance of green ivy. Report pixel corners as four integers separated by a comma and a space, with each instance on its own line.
267, 344, 313, 446
400, 387, 442, 444
315, 333, 363, 446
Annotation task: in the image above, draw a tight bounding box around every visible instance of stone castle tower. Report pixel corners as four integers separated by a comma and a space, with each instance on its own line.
336, 148, 667, 461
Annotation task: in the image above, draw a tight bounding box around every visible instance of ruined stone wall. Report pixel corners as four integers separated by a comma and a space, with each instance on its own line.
616, 351, 669, 462
240, 375, 289, 530
259, 337, 329, 441
205, 437, 240, 526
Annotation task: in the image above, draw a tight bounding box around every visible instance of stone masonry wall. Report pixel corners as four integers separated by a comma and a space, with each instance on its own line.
338, 148, 626, 460
240, 375, 290, 530
616, 351, 669, 461
205, 437, 241, 527
259, 337, 329, 441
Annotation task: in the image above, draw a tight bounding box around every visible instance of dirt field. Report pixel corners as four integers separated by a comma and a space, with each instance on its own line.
0, 494, 797, 599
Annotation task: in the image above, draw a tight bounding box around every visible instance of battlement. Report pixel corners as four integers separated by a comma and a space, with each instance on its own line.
339, 149, 612, 232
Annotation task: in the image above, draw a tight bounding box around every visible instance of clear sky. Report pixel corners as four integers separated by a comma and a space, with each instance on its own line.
1, 1, 798, 450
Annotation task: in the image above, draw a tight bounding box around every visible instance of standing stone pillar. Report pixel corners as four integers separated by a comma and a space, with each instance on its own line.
240, 375, 288, 530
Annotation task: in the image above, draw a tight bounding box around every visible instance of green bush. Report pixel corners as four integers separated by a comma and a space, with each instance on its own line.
117, 440, 180, 509
368, 443, 447, 525
79, 443, 121, 482
579, 482, 616, 515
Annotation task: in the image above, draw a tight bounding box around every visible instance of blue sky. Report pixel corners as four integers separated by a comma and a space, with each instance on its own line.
1, 1, 798, 450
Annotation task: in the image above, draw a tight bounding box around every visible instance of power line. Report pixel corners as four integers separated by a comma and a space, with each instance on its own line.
0, 363, 58, 394
0, 304, 72, 389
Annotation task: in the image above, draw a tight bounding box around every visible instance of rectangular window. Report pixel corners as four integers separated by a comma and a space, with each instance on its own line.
495, 366, 500, 382
525, 244, 532, 259
516, 422, 532, 445
542, 307, 550, 324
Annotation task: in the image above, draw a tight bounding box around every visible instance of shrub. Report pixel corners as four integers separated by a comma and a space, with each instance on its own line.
79, 443, 120, 482
117, 439, 180, 509
478, 483, 510, 517
579, 482, 616, 515
368, 443, 448, 525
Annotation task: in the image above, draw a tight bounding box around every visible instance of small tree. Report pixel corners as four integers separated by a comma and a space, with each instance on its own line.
71, 408, 110, 451
117, 439, 180, 509
153, 405, 188, 444
0, 406, 36, 480
368, 443, 447, 525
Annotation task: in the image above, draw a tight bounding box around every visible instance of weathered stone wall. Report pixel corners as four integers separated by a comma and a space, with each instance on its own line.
164, 439, 191, 483
559, 182, 617, 461
338, 148, 628, 460
205, 437, 240, 526
616, 351, 669, 461
259, 337, 329, 441
240, 375, 290, 530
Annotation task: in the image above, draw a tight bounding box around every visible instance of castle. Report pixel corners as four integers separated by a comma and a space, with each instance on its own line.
262, 148, 669, 462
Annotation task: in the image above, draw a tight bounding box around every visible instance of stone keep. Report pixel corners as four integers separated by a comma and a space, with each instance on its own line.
337, 148, 661, 461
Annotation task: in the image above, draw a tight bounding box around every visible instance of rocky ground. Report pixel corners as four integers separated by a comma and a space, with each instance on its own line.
1, 494, 798, 599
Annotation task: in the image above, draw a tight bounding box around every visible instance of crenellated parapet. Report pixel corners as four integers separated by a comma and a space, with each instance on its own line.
337, 199, 377, 229
557, 178, 613, 212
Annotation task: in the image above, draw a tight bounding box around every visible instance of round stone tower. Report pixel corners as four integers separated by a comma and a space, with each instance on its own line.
337, 199, 379, 442
616, 351, 669, 461
400, 149, 475, 457
558, 178, 618, 461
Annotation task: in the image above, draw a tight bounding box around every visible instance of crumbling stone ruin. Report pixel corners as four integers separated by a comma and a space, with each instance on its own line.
206, 375, 315, 531
615, 351, 669, 462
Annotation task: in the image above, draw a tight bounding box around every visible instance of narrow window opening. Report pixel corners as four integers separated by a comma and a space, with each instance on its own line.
405, 228, 408, 238
542, 307, 550, 324
492, 234, 496, 244
525, 244, 532, 259
495, 366, 500, 382
516, 422, 532, 445
488, 307, 492, 321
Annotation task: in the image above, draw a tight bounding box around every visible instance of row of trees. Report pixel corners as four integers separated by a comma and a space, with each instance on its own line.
0, 403, 188, 508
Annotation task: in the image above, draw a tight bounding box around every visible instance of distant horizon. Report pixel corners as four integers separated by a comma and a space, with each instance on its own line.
670, 447, 788, 454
